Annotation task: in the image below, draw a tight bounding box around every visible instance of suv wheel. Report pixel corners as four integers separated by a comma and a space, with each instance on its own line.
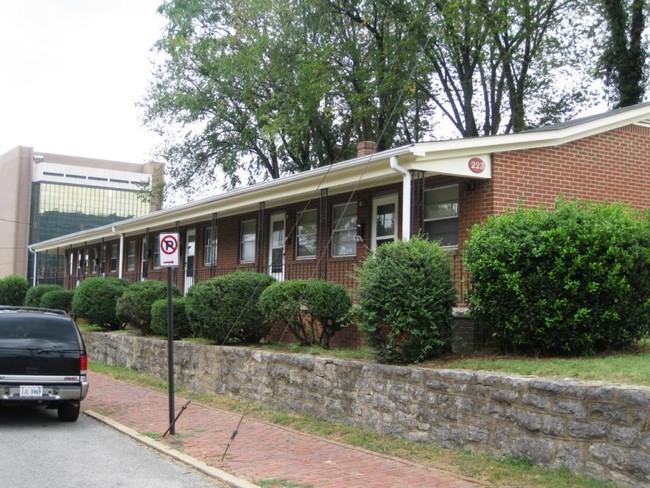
57, 402, 80, 422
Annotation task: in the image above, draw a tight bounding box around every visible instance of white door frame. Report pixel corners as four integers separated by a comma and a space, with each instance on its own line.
268, 213, 285, 282
371, 194, 399, 250
184, 228, 196, 293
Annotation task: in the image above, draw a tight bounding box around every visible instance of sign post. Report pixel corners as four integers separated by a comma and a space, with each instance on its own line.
159, 233, 179, 435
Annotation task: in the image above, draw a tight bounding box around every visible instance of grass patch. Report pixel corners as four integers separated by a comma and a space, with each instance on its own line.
141, 431, 163, 439
259, 341, 650, 387
257, 480, 313, 488
420, 341, 650, 387
89, 361, 623, 488
77, 323, 104, 332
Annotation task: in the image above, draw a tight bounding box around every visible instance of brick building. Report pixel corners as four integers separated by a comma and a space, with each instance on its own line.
29, 104, 650, 319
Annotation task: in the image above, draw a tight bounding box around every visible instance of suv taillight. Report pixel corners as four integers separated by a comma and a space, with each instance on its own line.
80, 354, 88, 373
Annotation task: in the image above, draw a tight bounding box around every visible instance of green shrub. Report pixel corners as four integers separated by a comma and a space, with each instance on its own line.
186, 271, 275, 344
355, 236, 456, 364
465, 199, 650, 355
40, 289, 74, 313
259, 279, 351, 348
25, 284, 63, 307
0, 275, 28, 306
150, 297, 191, 339
116, 280, 179, 335
71, 277, 129, 330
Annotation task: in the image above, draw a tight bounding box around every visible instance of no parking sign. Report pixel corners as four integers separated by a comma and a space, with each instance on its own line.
159, 233, 179, 267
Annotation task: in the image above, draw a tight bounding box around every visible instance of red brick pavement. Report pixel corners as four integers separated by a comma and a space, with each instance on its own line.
84, 371, 487, 488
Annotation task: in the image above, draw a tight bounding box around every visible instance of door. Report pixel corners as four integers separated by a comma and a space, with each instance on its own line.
141, 239, 148, 280
184, 229, 196, 292
268, 213, 285, 282
372, 195, 398, 250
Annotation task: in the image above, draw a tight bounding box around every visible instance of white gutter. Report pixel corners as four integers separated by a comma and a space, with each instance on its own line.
390, 156, 411, 240
111, 226, 124, 279
28, 246, 37, 287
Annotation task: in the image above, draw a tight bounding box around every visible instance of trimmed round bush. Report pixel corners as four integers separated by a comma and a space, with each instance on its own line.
0, 274, 28, 306
40, 289, 74, 313
259, 279, 351, 348
150, 297, 191, 339
25, 284, 64, 307
71, 277, 129, 330
465, 199, 650, 355
356, 236, 456, 364
186, 271, 275, 344
116, 280, 180, 335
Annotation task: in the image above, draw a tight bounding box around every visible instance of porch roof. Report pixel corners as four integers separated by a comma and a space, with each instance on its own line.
30, 103, 650, 252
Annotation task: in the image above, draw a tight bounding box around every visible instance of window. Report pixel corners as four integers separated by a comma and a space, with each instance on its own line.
110, 244, 118, 272
153, 235, 160, 269
204, 226, 217, 266
126, 240, 136, 271
240, 220, 257, 263
296, 210, 317, 258
424, 185, 459, 247
332, 203, 357, 257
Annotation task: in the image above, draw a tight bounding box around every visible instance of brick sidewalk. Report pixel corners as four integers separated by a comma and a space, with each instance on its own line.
84, 371, 486, 488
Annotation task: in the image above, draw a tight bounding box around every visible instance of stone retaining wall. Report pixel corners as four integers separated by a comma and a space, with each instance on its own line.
82, 332, 650, 487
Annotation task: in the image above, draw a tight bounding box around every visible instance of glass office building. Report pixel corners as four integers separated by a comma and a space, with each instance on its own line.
0, 147, 163, 284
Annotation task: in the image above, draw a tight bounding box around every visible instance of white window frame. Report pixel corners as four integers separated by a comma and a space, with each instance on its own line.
240, 219, 257, 263
204, 226, 217, 266
126, 240, 136, 271
332, 202, 357, 257
296, 209, 317, 259
109, 244, 118, 272
424, 184, 459, 249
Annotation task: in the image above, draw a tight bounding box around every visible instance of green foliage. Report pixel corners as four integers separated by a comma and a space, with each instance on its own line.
465, 199, 650, 355
597, 0, 646, 108
25, 284, 63, 307
150, 297, 191, 339
40, 289, 74, 313
355, 236, 456, 364
143, 0, 592, 200
186, 271, 276, 344
259, 279, 352, 348
0, 274, 28, 306
71, 277, 129, 330
116, 280, 179, 335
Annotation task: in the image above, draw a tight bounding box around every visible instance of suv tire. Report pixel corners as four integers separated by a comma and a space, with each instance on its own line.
57, 402, 80, 422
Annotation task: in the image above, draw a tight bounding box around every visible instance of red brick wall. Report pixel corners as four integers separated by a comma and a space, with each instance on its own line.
451, 124, 650, 254
490, 125, 650, 215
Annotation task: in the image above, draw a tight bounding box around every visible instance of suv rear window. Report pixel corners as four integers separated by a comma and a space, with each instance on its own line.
0, 314, 79, 348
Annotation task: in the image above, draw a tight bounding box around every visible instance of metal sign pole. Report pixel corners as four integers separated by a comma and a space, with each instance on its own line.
167, 265, 175, 435
160, 232, 179, 437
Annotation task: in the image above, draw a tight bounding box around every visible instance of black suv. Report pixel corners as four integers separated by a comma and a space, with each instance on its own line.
0, 306, 89, 422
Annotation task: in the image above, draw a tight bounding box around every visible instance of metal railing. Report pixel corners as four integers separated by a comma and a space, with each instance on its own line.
61, 254, 471, 305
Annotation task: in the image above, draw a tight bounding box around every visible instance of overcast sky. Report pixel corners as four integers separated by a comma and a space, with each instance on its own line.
0, 0, 165, 163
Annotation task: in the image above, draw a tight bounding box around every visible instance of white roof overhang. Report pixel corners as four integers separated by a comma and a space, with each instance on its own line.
30, 103, 650, 253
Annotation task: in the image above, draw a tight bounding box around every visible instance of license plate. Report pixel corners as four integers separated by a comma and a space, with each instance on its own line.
20, 385, 43, 398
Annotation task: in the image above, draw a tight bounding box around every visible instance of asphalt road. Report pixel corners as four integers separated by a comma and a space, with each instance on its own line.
0, 405, 226, 488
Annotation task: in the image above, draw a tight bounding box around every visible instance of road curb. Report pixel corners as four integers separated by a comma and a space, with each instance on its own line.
84, 410, 260, 488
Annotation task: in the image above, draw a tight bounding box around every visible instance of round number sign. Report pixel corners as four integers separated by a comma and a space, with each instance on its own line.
468, 157, 486, 174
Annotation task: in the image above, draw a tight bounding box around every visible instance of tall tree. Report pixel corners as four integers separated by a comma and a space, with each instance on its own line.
143, 0, 424, 192
414, 0, 583, 135
598, 0, 647, 108
143, 0, 596, 195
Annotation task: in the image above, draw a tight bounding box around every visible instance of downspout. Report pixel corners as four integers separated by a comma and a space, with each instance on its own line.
390, 156, 411, 241
28, 246, 37, 287
111, 226, 124, 279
